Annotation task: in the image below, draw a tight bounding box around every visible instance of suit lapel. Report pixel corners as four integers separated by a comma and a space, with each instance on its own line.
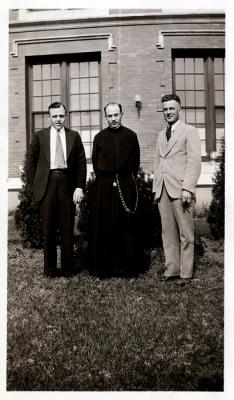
162, 129, 167, 154
40, 128, 51, 163
65, 128, 75, 160
164, 121, 184, 157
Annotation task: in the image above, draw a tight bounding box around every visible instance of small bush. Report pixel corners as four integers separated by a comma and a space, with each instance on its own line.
194, 203, 209, 219
135, 169, 162, 250
207, 139, 225, 239
15, 154, 43, 249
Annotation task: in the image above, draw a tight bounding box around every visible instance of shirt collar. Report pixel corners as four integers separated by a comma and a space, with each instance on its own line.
168, 119, 180, 132
51, 126, 65, 135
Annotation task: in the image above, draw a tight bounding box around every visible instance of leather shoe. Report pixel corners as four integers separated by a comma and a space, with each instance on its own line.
60, 269, 77, 277
44, 270, 61, 278
176, 278, 191, 286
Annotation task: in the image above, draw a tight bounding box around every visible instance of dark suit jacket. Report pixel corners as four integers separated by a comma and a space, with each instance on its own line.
27, 127, 87, 202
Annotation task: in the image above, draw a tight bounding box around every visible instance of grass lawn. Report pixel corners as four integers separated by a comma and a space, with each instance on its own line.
7, 217, 224, 391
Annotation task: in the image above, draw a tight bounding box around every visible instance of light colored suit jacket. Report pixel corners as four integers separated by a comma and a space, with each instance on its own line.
153, 120, 201, 199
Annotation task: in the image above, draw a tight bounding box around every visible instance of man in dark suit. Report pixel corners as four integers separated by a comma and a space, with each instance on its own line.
153, 94, 201, 286
27, 102, 86, 277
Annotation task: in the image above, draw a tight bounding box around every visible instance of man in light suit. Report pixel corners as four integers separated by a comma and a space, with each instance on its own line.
27, 102, 86, 277
153, 94, 201, 285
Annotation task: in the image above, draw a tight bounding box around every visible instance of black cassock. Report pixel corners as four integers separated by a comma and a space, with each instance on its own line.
89, 125, 143, 278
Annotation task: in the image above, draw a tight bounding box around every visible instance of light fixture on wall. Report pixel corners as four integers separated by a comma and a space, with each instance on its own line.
135, 95, 142, 117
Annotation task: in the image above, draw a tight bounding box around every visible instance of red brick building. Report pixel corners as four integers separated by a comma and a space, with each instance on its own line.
8, 8, 225, 208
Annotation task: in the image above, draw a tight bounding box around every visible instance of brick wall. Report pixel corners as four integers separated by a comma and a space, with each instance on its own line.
9, 12, 225, 180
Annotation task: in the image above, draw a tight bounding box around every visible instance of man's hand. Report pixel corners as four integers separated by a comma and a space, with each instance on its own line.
73, 188, 84, 204
182, 189, 192, 204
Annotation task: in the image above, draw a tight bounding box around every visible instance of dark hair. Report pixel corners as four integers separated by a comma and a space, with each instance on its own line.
104, 102, 122, 115
48, 102, 67, 114
161, 94, 181, 106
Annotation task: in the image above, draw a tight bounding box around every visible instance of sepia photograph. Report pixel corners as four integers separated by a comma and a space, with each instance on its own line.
1, 0, 232, 398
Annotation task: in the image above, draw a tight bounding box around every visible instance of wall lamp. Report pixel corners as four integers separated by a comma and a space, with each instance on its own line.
135, 95, 142, 117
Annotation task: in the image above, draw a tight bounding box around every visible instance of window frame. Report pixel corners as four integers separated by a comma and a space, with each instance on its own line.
26, 52, 102, 162
172, 49, 225, 162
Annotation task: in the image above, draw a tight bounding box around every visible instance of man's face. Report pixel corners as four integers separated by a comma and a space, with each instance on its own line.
162, 100, 181, 125
105, 104, 122, 129
48, 106, 67, 130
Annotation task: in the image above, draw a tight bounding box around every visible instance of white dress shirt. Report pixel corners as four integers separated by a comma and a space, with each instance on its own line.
170, 119, 180, 136
50, 126, 67, 169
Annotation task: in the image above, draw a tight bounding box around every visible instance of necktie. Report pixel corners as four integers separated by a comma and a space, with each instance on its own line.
166, 125, 171, 141
54, 130, 65, 169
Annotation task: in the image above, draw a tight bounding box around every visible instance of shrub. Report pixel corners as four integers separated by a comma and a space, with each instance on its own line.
15, 153, 43, 249
194, 203, 209, 219
207, 139, 225, 239
135, 169, 162, 250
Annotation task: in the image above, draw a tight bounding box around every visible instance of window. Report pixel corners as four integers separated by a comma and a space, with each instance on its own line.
69, 61, 100, 158
27, 54, 101, 159
173, 51, 225, 160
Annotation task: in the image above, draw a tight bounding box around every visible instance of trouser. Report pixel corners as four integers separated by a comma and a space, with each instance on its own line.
158, 185, 195, 279
40, 170, 74, 275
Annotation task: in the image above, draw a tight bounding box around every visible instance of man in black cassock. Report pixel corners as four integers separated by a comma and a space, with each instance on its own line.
89, 102, 142, 278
